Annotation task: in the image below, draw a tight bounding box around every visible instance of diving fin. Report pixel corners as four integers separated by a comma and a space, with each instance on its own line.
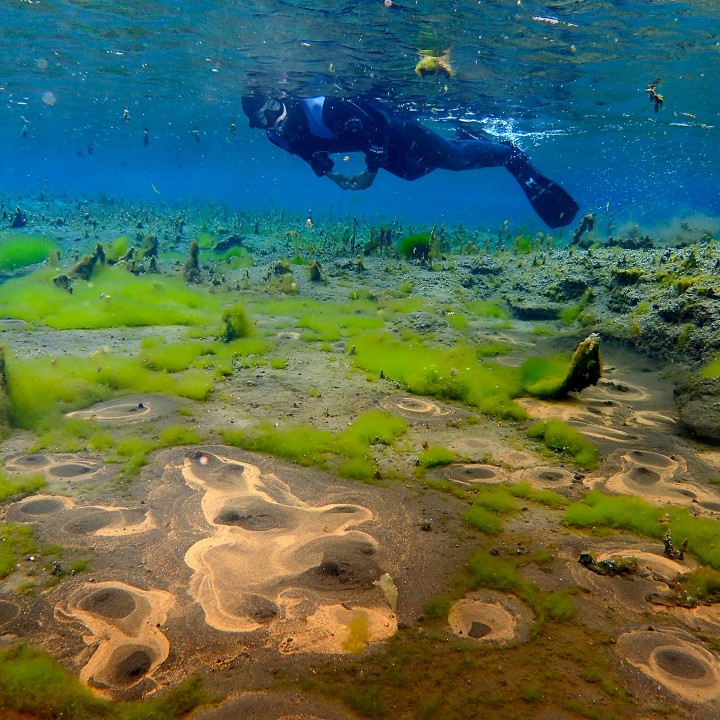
506, 156, 579, 229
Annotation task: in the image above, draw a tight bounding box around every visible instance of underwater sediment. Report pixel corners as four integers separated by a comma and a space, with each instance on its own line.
0, 195, 720, 720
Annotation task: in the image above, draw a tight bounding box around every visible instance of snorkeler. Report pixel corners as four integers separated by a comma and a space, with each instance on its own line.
241, 93, 579, 229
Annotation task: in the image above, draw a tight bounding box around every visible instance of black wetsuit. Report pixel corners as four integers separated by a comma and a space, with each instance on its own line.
266, 95, 513, 180
262, 95, 579, 228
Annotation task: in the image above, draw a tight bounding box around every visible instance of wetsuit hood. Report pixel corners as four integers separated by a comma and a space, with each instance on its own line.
242, 95, 286, 129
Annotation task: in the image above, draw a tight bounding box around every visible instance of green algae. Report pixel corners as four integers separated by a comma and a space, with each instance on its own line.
221, 411, 406, 482
527, 418, 599, 470
0, 645, 205, 720
700, 355, 720, 378
348, 330, 526, 421
565, 490, 720, 569
0, 265, 223, 328
6, 352, 213, 429
417, 445, 455, 468
0, 233, 58, 271
0, 469, 45, 503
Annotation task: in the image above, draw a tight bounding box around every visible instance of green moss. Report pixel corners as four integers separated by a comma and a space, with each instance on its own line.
221, 304, 253, 341
527, 418, 599, 470
349, 331, 526, 421
140, 338, 212, 373
338, 457, 378, 482
0, 644, 205, 720
336, 411, 406, 449
397, 232, 432, 261
700, 355, 720, 379
565, 491, 720, 569
465, 505, 503, 534
0, 470, 46, 503
507, 482, 567, 508
222, 411, 406, 479
520, 355, 571, 398
0, 234, 58, 271
222, 423, 336, 467
417, 445, 455, 468
0, 265, 222, 329
558, 289, 593, 325
0, 523, 39, 578
6, 351, 213, 429
158, 425, 203, 447
543, 590, 576, 621
465, 299, 509, 320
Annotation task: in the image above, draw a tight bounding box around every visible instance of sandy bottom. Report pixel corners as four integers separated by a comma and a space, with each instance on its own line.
1, 330, 720, 718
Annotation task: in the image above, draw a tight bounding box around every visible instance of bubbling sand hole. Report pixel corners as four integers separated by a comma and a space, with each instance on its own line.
180, 449, 396, 652
380, 395, 454, 419
66, 394, 175, 424
616, 629, 720, 703
58, 581, 173, 693
448, 591, 533, 645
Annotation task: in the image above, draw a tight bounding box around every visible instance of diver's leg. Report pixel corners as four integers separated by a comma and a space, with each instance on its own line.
440, 139, 579, 229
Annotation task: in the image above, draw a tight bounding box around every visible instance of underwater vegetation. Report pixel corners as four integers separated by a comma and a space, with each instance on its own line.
520, 334, 602, 399
349, 330, 527, 421
0, 469, 46, 503
221, 410, 406, 482
0, 233, 58, 271
565, 490, 720, 569
0, 266, 223, 329
5, 351, 214, 429
0, 645, 205, 720
527, 418, 599, 470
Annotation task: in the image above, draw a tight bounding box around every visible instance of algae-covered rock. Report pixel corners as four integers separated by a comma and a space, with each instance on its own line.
521, 333, 603, 398
675, 377, 720, 443
0, 346, 11, 438
184, 241, 201, 283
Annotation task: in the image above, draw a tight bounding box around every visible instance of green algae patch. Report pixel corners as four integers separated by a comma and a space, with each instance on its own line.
565, 490, 720, 569
0, 265, 223, 328
0, 644, 205, 720
700, 355, 720, 379
0, 233, 58, 271
527, 418, 598, 470
417, 445, 455, 468
222, 423, 336, 467
6, 352, 213, 429
349, 331, 526, 421
222, 411, 406, 482
0, 523, 39, 578
520, 355, 570, 397
0, 470, 46, 503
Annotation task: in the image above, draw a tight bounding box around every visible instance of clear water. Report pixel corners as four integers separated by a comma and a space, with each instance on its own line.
1, 0, 718, 230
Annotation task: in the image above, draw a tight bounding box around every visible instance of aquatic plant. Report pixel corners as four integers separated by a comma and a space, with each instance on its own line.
221, 304, 254, 342
6, 351, 213, 429
222, 411, 406, 481
700, 355, 720, 378
565, 490, 720, 569
397, 232, 432, 261
0, 233, 58, 271
349, 330, 526, 421
0, 266, 223, 329
527, 418, 599, 470
0, 470, 46, 503
141, 337, 213, 372
0, 644, 205, 720
465, 505, 503, 534
158, 425, 203, 447
0, 523, 39, 578
417, 445, 455, 468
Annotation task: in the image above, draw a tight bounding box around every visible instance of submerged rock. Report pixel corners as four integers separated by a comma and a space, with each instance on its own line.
674, 376, 720, 442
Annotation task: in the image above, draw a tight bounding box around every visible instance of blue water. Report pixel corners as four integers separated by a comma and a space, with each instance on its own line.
1, 0, 718, 232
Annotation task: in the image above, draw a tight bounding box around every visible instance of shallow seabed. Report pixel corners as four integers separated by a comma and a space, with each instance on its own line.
1, 197, 720, 720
